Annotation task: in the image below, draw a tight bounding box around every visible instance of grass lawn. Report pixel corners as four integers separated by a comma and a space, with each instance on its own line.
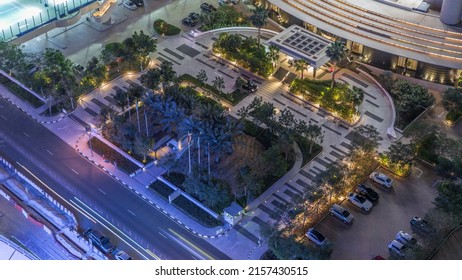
89, 137, 140, 174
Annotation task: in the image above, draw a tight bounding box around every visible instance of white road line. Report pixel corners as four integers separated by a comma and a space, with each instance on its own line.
158, 232, 168, 239
23, 132, 30, 137
46, 150, 54, 155
71, 168, 79, 175
128, 209, 136, 216
0, 115, 6, 120
414, 167, 423, 178
98, 188, 106, 195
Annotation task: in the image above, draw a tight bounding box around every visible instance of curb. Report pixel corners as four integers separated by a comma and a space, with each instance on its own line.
74, 133, 230, 239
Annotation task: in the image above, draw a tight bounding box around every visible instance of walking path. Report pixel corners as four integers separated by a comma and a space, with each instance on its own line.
0, 0, 421, 260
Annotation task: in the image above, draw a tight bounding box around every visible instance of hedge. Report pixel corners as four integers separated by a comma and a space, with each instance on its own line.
89, 137, 140, 174
153, 19, 181, 36
172, 195, 223, 228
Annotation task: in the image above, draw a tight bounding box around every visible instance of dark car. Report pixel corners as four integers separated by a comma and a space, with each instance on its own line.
200, 3, 217, 13
410, 216, 433, 235
84, 228, 115, 254
242, 80, 258, 93
131, 0, 144, 7
188, 12, 201, 21
182, 17, 196, 27
356, 184, 379, 202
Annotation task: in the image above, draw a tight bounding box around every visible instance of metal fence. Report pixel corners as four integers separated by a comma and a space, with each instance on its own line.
0, 0, 97, 42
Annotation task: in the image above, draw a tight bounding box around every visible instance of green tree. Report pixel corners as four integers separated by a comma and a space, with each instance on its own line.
294, 59, 308, 79
212, 76, 225, 95
250, 6, 268, 47
140, 68, 162, 91
382, 142, 414, 174
130, 30, 157, 71
442, 88, 462, 112
434, 181, 462, 220
352, 124, 382, 153
196, 69, 208, 87
267, 45, 280, 68
0, 41, 25, 74
326, 40, 347, 89
296, 120, 324, 154
133, 135, 153, 163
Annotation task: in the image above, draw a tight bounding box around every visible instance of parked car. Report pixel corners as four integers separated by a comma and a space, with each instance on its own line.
219, 0, 233, 6
396, 231, 416, 245
410, 216, 433, 234
306, 228, 328, 246
329, 204, 354, 224
388, 240, 405, 257
131, 0, 144, 7
347, 192, 372, 211
235, 76, 258, 93
123, 0, 137, 10
356, 184, 379, 202
369, 172, 393, 188
200, 3, 217, 13
115, 250, 133, 260
72, 63, 85, 75
84, 228, 115, 254
182, 17, 197, 27
188, 12, 201, 21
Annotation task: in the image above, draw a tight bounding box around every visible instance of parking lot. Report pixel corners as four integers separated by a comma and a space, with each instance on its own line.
313, 162, 441, 259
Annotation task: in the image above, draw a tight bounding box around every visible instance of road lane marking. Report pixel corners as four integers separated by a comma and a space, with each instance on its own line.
167, 228, 214, 260
14, 162, 98, 224
98, 188, 106, 195
414, 167, 423, 178
127, 209, 136, 216
71, 168, 79, 175
46, 150, 54, 156
23, 132, 30, 137
72, 197, 156, 260
0, 115, 7, 120
158, 232, 168, 239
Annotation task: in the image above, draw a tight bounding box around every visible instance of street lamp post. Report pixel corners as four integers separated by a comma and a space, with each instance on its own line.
86, 126, 93, 157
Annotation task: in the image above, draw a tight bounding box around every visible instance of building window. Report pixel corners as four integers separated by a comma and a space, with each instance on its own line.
397, 57, 417, 71
350, 42, 364, 55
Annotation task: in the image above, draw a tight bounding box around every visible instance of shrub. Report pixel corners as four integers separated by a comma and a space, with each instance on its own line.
149, 180, 175, 200
89, 137, 140, 174
0, 74, 44, 108
153, 19, 180, 36
445, 109, 462, 126
172, 195, 223, 228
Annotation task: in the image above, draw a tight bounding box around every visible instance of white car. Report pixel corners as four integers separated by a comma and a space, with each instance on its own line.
388, 240, 405, 257
306, 228, 328, 246
347, 192, 372, 211
396, 231, 416, 245
369, 172, 393, 188
329, 204, 354, 224
123, 0, 137, 10
115, 250, 132, 260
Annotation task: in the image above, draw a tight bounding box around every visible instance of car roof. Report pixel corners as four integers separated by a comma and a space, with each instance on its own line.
390, 240, 403, 248
331, 204, 345, 212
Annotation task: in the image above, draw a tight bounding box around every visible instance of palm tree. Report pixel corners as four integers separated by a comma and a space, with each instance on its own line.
250, 6, 268, 47
267, 45, 280, 69
326, 40, 347, 88
294, 59, 308, 79
196, 70, 208, 87
212, 76, 225, 95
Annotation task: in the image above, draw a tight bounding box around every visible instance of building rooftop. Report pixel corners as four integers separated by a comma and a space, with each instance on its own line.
266, 25, 331, 68
269, 0, 462, 69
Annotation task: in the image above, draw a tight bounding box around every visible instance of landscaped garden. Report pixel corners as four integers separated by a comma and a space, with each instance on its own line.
289, 79, 364, 123
0, 73, 44, 108
89, 137, 140, 174
153, 19, 181, 36
199, 5, 249, 31
212, 33, 273, 77
376, 71, 435, 130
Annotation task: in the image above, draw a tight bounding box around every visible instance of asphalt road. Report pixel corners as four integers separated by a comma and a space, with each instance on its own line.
0, 98, 230, 260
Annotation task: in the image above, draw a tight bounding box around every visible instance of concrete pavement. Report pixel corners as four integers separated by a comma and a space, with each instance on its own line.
1, 0, 408, 260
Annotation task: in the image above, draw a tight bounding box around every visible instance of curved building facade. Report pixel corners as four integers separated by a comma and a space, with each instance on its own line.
258, 0, 462, 85
440, 0, 462, 25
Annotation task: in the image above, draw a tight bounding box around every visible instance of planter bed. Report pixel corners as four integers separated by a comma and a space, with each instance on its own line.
0, 74, 44, 108
89, 137, 139, 174
172, 194, 223, 228
149, 180, 175, 200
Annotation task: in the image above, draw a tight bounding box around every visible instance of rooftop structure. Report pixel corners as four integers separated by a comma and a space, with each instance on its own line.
266, 25, 331, 68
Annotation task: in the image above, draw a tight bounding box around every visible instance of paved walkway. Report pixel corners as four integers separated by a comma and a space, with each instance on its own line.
0, 0, 418, 260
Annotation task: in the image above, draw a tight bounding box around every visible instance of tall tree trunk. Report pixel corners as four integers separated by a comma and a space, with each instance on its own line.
331, 62, 336, 89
